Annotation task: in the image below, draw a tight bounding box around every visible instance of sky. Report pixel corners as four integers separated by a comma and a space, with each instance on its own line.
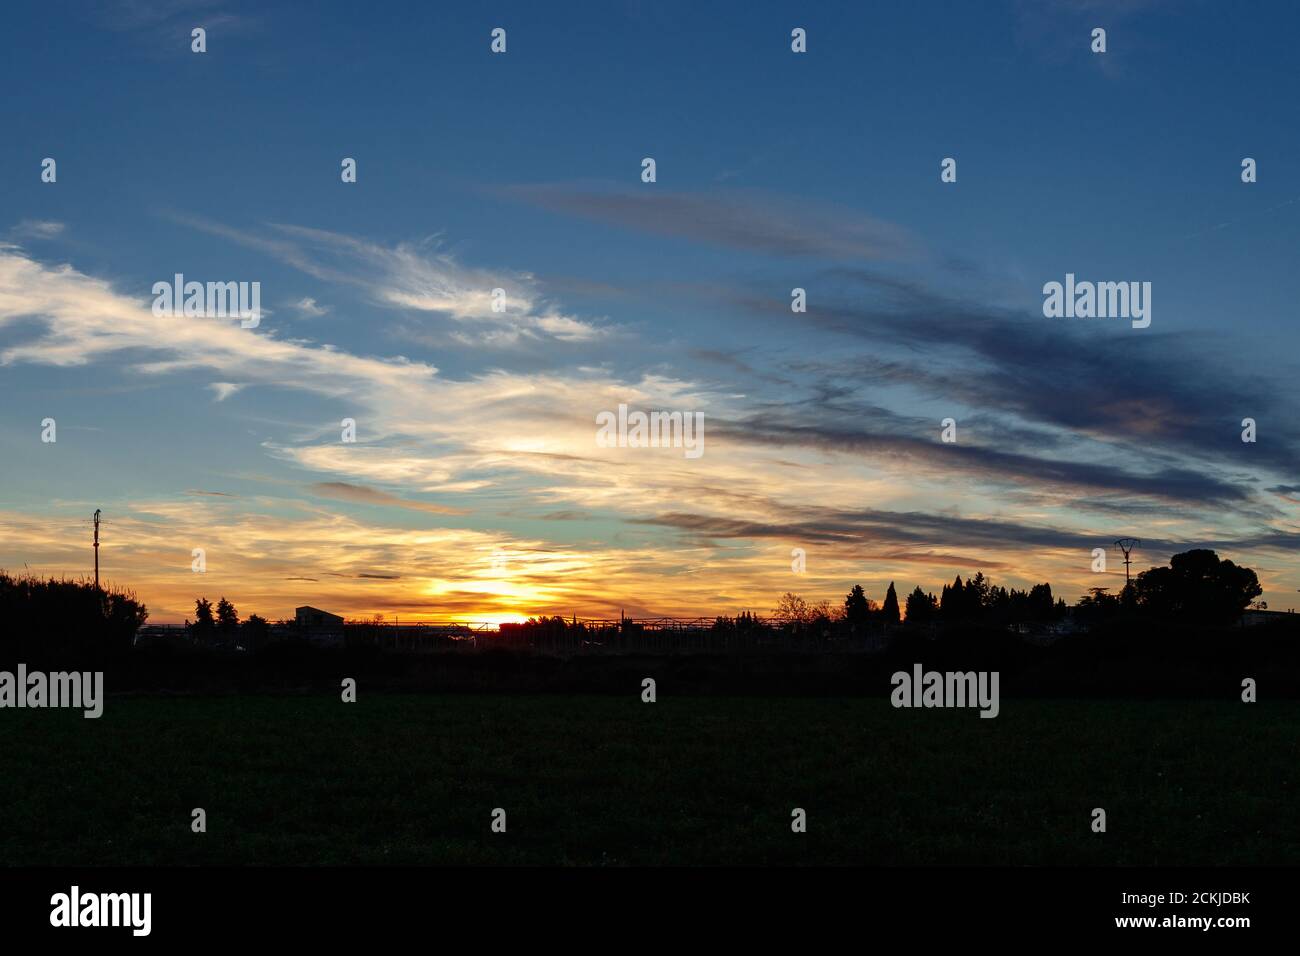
1, 0, 1298, 624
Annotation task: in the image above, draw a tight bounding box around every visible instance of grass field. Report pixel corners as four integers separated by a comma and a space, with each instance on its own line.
1, 693, 1296, 865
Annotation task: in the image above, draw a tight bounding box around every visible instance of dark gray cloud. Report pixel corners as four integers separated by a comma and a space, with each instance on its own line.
499, 183, 917, 261
636, 505, 1300, 563
739, 267, 1300, 480
636, 506, 1162, 553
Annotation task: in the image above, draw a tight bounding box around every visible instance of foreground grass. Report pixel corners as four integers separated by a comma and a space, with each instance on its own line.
0, 694, 1295, 865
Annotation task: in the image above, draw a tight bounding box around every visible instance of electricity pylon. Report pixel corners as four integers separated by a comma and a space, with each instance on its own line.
1114, 537, 1141, 586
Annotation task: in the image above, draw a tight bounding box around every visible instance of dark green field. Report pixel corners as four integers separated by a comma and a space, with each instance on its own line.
1, 694, 1295, 865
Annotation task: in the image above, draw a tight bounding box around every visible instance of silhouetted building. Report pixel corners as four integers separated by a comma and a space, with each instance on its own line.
294, 605, 345, 646
295, 606, 343, 628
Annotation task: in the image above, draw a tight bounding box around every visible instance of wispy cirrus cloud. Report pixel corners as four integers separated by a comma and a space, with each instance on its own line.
10, 220, 65, 241
308, 481, 468, 516
499, 183, 919, 261
96, 0, 262, 50
717, 415, 1250, 506
168, 214, 608, 344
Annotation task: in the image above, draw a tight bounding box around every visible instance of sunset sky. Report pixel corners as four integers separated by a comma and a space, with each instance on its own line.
2, 0, 1299, 624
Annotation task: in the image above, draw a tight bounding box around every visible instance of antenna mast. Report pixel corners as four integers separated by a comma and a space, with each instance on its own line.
93, 509, 101, 590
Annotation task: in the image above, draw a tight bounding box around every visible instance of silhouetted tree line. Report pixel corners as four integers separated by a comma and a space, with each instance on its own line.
934, 574, 1064, 626
763, 574, 1064, 639
0, 549, 1273, 675
761, 549, 1267, 637
711, 610, 765, 635
188, 596, 269, 649
1073, 549, 1262, 626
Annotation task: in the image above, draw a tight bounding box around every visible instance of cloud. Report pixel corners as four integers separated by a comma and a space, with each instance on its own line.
0, 243, 443, 406
500, 183, 918, 261
170, 214, 607, 343
637, 506, 1144, 552
292, 297, 328, 317
636, 504, 1300, 574
754, 268, 1300, 481
718, 416, 1250, 506
1013, 0, 1167, 70
10, 221, 65, 241
96, 1, 261, 50
208, 382, 244, 402
307, 482, 468, 516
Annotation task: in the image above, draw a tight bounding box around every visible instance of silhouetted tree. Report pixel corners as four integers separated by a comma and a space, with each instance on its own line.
1027, 583, 1056, 622
904, 586, 937, 625
807, 599, 836, 637
1120, 581, 1138, 613
773, 592, 812, 629
881, 581, 900, 626
193, 598, 215, 640
243, 613, 270, 650
216, 597, 239, 632
0, 571, 146, 663
940, 576, 967, 622
984, 585, 1010, 623
809, 599, 837, 620
843, 585, 871, 630
1074, 586, 1121, 626
1132, 549, 1261, 623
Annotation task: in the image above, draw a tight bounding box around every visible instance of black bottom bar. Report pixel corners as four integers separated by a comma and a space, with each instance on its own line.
1, 866, 1281, 942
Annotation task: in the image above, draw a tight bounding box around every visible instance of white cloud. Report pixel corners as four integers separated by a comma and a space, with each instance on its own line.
171, 214, 607, 343
11, 220, 65, 240
292, 297, 328, 317
209, 382, 244, 401
0, 243, 724, 510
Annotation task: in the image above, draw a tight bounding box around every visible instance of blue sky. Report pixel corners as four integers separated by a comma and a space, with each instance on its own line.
1, 0, 1298, 622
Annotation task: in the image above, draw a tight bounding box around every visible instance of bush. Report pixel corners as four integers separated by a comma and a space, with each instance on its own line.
0, 570, 147, 666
